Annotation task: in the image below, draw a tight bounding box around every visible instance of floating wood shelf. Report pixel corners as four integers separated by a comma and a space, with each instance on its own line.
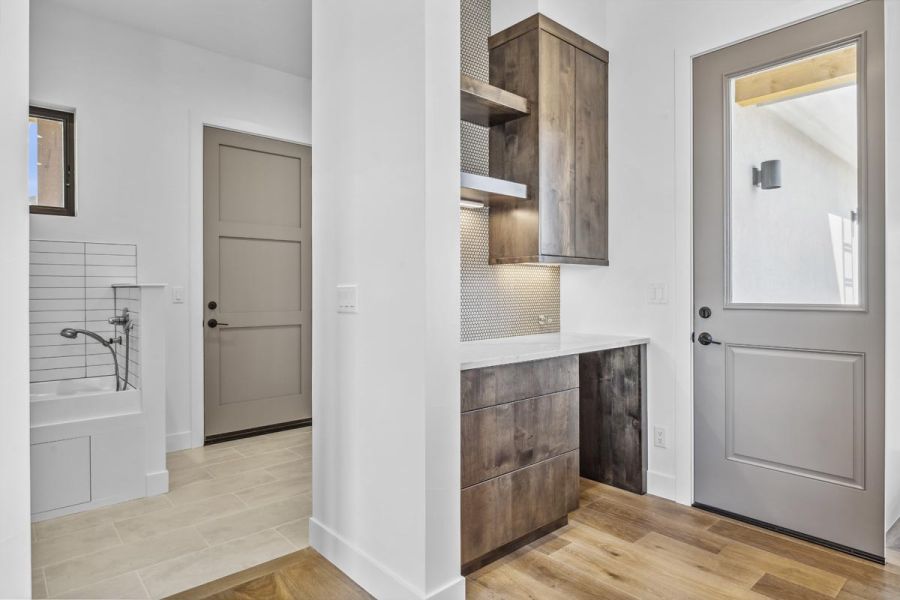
460, 172, 528, 206
460, 74, 530, 127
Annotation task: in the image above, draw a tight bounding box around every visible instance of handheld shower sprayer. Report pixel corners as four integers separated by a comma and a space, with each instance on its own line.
58, 327, 122, 390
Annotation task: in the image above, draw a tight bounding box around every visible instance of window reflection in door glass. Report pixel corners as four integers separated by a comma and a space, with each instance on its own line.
728, 43, 860, 307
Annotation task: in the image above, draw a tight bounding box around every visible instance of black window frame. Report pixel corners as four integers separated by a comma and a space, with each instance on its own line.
29, 105, 75, 217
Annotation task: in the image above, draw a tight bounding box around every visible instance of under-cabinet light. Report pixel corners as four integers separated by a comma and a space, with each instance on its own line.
460, 199, 485, 209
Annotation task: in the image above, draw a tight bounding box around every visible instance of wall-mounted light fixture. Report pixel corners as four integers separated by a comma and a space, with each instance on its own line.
460, 199, 485, 209
752, 159, 782, 190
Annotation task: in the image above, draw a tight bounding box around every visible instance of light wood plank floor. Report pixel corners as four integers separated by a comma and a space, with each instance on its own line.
182, 479, 900, 599
31, 427, 312, 599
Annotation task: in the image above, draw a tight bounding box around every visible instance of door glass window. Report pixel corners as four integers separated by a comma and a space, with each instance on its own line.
727, 43, 860, 307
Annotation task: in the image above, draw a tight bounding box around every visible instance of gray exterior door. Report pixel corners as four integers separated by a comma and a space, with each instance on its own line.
203, 127, 312, 438
693, 1, 885, 559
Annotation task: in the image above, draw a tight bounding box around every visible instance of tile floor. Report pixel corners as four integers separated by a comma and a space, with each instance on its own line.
31, 427, 312, 599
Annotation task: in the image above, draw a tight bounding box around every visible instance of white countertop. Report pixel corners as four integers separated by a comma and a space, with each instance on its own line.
460, 332, 650, 370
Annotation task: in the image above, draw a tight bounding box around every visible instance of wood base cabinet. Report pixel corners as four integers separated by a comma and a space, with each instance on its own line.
461, 451, 578, 573
460, 356, 579, 574
579, 345, 647, 494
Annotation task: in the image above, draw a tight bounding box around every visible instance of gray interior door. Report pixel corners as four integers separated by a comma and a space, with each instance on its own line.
693, 0, 885, 559
203, 127, 312, 438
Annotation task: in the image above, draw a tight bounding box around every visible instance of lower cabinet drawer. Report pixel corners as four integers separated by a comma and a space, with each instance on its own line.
461, 450, 579, 570
461, 389, 579, 488
461, 355, 578, 412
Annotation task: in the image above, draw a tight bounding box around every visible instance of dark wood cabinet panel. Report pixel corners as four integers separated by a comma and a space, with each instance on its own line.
460, 355, 578, 412
575, 49, 609, 261
538, 30, 576, 258
488, 14, 609, 266
489, 29, 541, 261
579, 346, 647, 494
461, 450, 576, 571
461, 389, 579, 488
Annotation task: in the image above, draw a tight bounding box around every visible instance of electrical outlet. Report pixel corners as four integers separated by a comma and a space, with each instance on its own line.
654, 426, 667, 448
171, 286, 184, 304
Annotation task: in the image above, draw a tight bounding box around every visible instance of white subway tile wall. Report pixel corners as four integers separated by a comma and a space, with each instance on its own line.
30, 241, 138, 385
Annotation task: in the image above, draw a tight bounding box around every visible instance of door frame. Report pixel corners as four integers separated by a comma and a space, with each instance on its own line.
679, 0, 879, 508
188, 113, 311, 450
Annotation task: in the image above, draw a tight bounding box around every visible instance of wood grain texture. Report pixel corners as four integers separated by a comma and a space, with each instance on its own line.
489, 28, 541, 261
460, 73, 530, 127
460, 355, 578, 412
580, 346, 646, 494
488, 13, 609, 63
574, 48, 608, 261
461, 389, 578, 488
488, 14, 609, 265
192, 480, 900, 599
538, 30, 577, 258
461, 451, 577, 569
467, 479, 900, 599
176, 548, 371, 600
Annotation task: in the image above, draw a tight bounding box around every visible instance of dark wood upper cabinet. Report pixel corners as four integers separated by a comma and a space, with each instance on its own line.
488, 15, 609, 266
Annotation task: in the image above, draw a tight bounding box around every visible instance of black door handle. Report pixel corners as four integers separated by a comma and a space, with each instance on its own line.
697, 332, 721, 346
207, 319, 229, 328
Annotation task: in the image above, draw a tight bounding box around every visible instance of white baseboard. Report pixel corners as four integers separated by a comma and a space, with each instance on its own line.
166, 431, 192, 453
647, 470, 678, 501
426, 577, 466, 600
146, 469, 169, 496
309, 517, 465, 600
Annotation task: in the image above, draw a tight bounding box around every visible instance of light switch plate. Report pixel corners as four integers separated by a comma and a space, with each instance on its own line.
648, 283, 669, 304
337, 284, 358, 313
171, 286, 185, 304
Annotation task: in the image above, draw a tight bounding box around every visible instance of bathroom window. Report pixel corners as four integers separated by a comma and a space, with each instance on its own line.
29, 106, 75, 216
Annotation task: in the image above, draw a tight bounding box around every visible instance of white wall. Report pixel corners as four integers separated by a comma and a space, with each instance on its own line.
29, 0, 311, 450
492, 0, 607, 45
0, 0, 33, 595
310, 1, 462, 599
883, 0, 900, 532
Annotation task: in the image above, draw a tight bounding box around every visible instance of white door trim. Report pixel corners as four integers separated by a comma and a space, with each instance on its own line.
187, 112, 310, 450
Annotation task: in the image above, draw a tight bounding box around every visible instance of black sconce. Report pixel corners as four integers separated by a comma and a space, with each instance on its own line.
752, 160, 782, 190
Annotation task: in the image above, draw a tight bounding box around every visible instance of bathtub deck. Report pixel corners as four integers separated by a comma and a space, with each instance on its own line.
31, 427, 312, 599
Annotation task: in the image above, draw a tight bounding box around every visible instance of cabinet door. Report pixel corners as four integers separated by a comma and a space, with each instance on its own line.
580, 345, 645, 494
538, 31, 576, 258
575, 49, 609, 261
461, 450, 577, 568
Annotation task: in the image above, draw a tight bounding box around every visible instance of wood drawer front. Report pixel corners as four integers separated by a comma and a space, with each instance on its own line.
461, 389, 578, 488
461, 355, 578, 412
461, 450, 578, 566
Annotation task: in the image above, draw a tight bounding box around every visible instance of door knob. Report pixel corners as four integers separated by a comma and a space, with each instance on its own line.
697, 332, 721, 346
207, 319, 229, 328
208, 301, 218, 310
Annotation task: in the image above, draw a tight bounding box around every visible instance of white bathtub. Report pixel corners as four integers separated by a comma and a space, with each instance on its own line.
31, 376, 141, 427
30, 376, 166, 521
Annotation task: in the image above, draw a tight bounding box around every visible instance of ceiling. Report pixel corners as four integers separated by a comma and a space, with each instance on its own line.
45, 0, 312, 78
